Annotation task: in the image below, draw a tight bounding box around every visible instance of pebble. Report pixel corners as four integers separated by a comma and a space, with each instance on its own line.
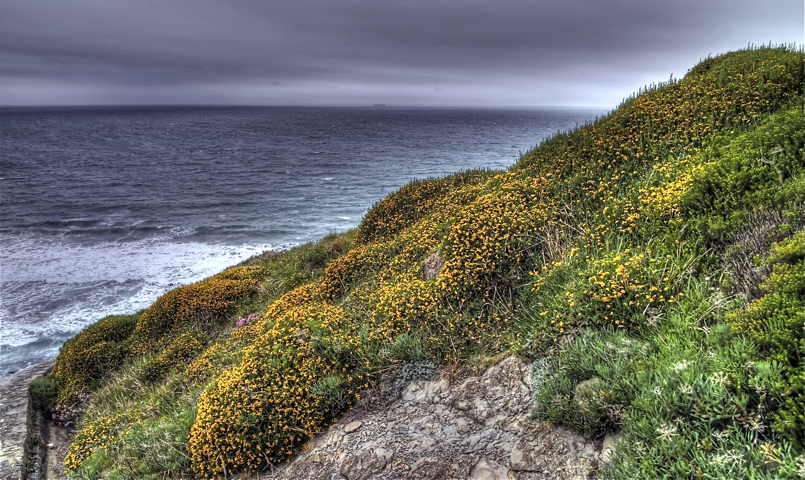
343, 421, 362, 434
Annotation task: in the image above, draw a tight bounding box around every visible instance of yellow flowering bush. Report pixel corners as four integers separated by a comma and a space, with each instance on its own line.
354, 170, 494, 246
188, 301, 369, 477
370, 278, 440, 342
318, 242, 392, 299
186, 341, 231, 385
437, 182, 541, 298
133, 266, 263, 346
51, 314, 138, 405
518, 243, 685, 352
141, 331, 208, 382
64, 412, 133, 472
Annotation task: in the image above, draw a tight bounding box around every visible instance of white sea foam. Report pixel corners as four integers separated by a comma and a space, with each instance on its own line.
0, 234, 290, 352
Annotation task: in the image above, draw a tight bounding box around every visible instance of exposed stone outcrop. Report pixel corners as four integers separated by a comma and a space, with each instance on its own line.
423, 252, 444, 280
264, 356, 603, 480
0, 362, 54, 480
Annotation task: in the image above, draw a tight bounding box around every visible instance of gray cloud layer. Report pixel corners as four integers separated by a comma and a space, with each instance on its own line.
1, 0, 801, 106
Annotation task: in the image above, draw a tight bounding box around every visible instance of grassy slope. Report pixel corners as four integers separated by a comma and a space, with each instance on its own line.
35, 45, 804, 479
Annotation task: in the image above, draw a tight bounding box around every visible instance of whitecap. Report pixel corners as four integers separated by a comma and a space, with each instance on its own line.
0, 236, 286, 354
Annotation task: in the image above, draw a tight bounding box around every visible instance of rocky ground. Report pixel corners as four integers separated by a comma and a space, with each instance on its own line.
263, 356, 614, 480
0, 361, 54, 480
9, 356, 617, 480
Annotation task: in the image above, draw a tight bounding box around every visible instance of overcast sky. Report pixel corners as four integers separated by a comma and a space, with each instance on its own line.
1, 0, 802, 107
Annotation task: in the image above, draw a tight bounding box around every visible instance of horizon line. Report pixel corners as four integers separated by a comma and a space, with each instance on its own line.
0, 103, 611, 110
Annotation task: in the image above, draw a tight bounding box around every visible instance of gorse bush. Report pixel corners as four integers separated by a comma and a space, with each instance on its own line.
64, 411, 133, 472
133, 266, 263, 346
63, 369, 200, 478
51, 313, 138, 405
141, 331, 208, 383
354, 170, 496, 245
188, 301, 370, 477
51, 265, 264, 407
48, 46, 805, 478
518, 239, 688, 353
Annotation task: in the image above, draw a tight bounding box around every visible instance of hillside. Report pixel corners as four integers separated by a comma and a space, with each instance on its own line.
30, 45, 804, 479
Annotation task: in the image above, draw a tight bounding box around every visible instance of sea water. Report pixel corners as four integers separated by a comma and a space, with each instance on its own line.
0, 105, 605, 375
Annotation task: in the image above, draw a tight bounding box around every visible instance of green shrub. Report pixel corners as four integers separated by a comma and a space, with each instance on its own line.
532, 329, 645, 437
29, 374, 57, 414
188, 301, 370, 477
133, 266, 262, 346
533, 280, 805, 479
381, 332, 432, 363
141, 331, 208, 383
51, 314, 138, 405
680, 101, 805, 242
355, 170, 495, 246
384, 360, 438, 400
727, 231, 804, 448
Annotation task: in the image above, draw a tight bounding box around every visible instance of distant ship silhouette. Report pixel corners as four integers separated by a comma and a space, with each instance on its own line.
373, 104, 386, 106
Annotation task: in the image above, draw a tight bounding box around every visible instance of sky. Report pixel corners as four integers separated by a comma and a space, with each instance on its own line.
1, 0, 802, 107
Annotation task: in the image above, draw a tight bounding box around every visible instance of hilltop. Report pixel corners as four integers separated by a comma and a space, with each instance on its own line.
28, 45, 804, 479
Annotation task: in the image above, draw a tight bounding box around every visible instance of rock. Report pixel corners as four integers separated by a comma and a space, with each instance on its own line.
402, 381, 430, 403
423, 251, 444, 280
0, 361, 53, 480
574, 377, 604, 395
454, 400, 471, 411
451, 455, 477, 478
409, 456, 451, 479
344, 421, 363, 434
600, 431, 620, 466
574, 377, 606, 406
509, 424, 600, 477
452, 357, 532, 427
340, 447, 393, 480
470, 457, 509, 480
271, 451, 339, 480
263, 356, 601, 480
407, 455, 477, 480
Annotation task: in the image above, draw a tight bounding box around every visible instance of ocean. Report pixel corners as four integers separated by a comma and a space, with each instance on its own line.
0, 105, 605, 376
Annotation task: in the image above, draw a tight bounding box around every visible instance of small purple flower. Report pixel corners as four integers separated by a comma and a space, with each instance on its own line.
236, 313, 260, 328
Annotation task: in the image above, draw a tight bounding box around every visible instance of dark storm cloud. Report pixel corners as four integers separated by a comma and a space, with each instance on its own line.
1, 0, 801, 106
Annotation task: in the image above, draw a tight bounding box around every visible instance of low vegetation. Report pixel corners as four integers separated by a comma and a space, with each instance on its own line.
35, 45, 804, 479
